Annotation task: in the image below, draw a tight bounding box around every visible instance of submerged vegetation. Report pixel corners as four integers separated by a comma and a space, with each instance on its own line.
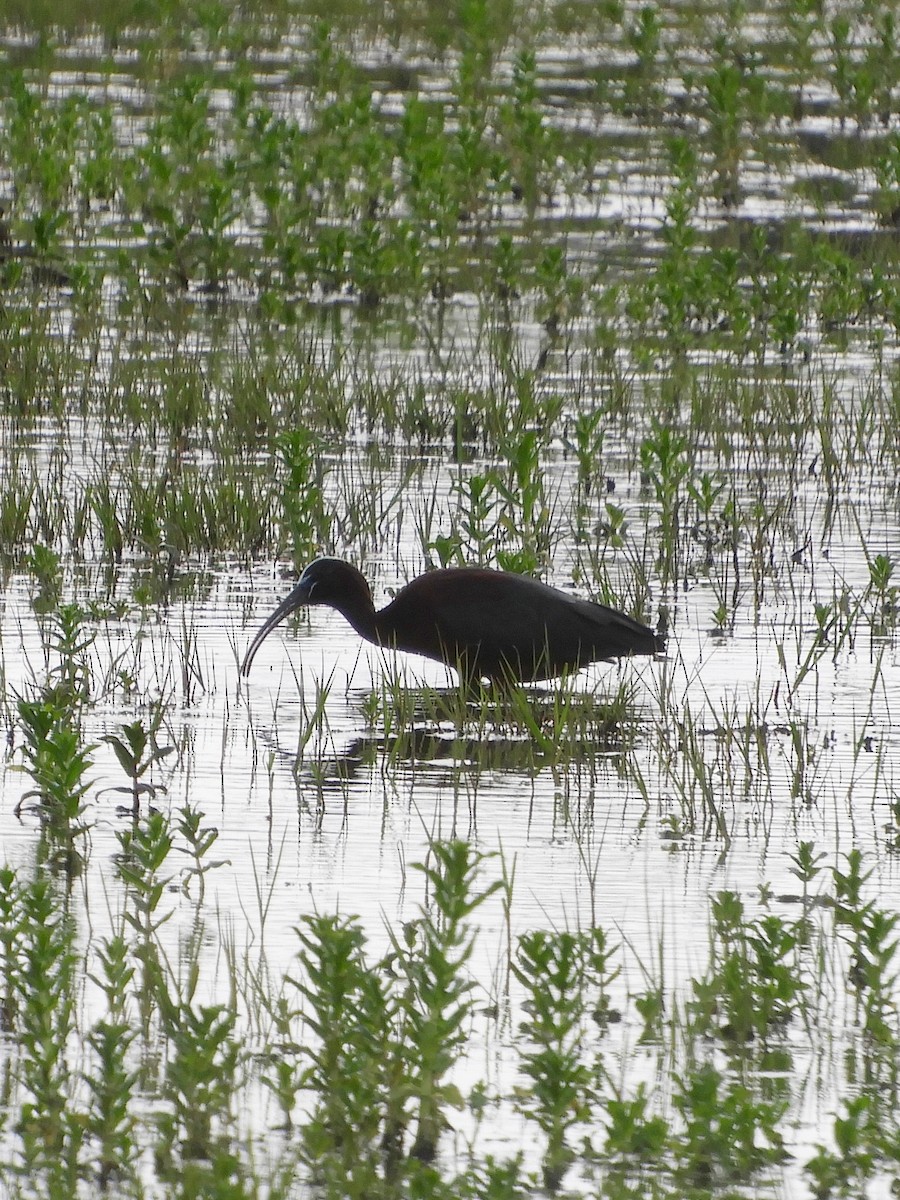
0, 0, 899, 1195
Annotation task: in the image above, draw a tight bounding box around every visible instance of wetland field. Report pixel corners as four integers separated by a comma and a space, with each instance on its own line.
1, 0, 900, 1195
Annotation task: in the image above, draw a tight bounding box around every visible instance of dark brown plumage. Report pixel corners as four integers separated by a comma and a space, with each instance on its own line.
241, 558, 663, 684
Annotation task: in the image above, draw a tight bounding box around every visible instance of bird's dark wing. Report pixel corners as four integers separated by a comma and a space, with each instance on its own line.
380, 569, 657, 681
379, 570, 522, 662
550, 592, 661, 658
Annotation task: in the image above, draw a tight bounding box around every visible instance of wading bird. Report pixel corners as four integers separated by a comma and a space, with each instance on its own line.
241, 558, 663, 685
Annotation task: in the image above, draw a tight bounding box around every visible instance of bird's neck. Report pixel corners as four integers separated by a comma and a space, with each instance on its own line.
334, 595, 379, 645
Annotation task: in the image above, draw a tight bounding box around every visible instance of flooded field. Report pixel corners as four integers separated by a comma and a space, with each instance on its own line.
0, 0, 899, 1195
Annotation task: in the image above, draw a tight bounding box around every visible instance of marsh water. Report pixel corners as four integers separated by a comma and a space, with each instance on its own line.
1, 1, 899, 1194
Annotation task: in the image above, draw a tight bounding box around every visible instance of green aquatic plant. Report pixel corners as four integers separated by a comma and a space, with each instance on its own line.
400, 844, 500, 1162
85, 932, 140, 1192
512, 924, 619, 1191
115, 811, 177, 1038
15, 695, 94, 866
290, 840, 500, 1181
154, 1001, 242, 1175
40, 603, 96, 705
27, 542, 62, 613
563, 405, 606, 502
806, 1094, 883, 1200
833, 849, 900, 1051
130, 71, 241, 291
498, 48, 558, 216
673, 1061, 787, 1186
699, 34, 767, 208
293, 911, 392, 1190
12, 876, 81, 1191
867, 552, 898, 636
640, 419, 692, 587
104, 717, 175, 820
276, 429, 333, 564
437, 429, 559, 573
623, 4, 664, 118
650, 135, 700, 346
604, 1082, 669, 1160
872, 132, 900, 225
688, 889, 806, 1047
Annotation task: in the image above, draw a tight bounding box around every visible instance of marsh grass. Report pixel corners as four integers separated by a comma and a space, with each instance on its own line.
333, 676, 652, 826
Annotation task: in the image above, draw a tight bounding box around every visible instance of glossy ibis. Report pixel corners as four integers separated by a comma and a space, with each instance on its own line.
241, 558, 663, 684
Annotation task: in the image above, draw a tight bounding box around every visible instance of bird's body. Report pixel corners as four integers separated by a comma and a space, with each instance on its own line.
242, 558, 662, 685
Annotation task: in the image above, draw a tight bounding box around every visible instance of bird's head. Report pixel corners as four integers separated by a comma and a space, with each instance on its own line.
294, 558, 371, 607
240, 558, 372, 675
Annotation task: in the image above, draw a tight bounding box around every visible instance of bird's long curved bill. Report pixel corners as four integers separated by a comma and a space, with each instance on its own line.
241, 586, 307, 676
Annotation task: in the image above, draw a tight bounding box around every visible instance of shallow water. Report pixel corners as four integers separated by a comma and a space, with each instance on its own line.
1, 2, 900, 1191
